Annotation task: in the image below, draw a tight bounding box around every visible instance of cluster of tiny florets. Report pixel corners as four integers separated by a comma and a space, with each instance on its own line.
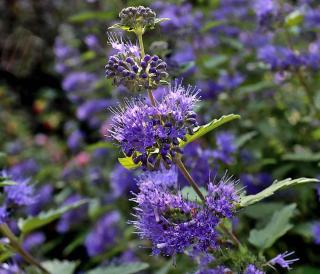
109, 82, 199, 170
119, 6, 156, 30
106, 33, 168, 91
131, 170, 222, 256
106, 52, 168, 91
206, 177, 240, 218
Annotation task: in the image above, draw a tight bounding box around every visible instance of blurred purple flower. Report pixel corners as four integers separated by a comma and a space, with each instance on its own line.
76, 99, 111, 121
56, 194, 87, 233
305, 7, 320, 28
3, 174, 35, 207
23, 232, 45, 251
67, 130, 85, 152
252, 0, 278, 28
85, 34, 100, 50
9, 159, 39, 179
312, 222, 320, 244
245, 264, 265, 274
197, 80, 223, 100
26, 184, 53, 216
0, 206, 8, 224
54, 38, 79, 74
180, 143, 213, 186
110, 164, 137, 198
62, 72, 97, 93
153, 2, 203, 34
85, 211, 120, 257
240, 172, 273, 195
218, 72, 244, 90
0, 263, 22, 274
213, 132, 236, 165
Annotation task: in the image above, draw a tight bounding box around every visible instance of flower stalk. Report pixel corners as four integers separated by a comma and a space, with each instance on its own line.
0, 224, 50, 274
174, 157, 206, 203
219, 222, 241, 247
136, 27, 145, 58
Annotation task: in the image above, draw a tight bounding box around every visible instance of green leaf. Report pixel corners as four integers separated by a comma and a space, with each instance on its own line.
201, 20, 224, 33
0, 180, 16, 187
285, 10, 304, 27
87, 263, 149, 274
69, 11, 113, 23
240, 177, 319, 207
118, 156, 141, 170
248, 204, 297, 250
242, 202, 284, 220
155, 261, 172, 274
292, 222, 314, 240
108, 23, 134, 32
181, 186, 207, 202
86, 141, 116, 152
154, 18, 170, 24
179, 114, 241, 147
291, 266, 320, 274
235, 131, 257, 148
18, 200, 88, 234
282, 152, 320, 162
203, 55, 228, 69
237, 81, 275, 95
159, 80, 170, 85
42, 260, 78, 274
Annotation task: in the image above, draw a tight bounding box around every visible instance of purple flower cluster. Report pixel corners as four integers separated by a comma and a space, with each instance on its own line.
109, 82, 199, 170
131, 171, 240, 256
106, 34, 168, 91
206, 177, 240, 218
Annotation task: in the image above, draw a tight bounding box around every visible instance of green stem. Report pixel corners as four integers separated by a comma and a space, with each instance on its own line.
219, 222, 241, 247
148, 89, 156, 107
136, 28, 145, 58
0, 224, 50, 274
174, 157, 206, 203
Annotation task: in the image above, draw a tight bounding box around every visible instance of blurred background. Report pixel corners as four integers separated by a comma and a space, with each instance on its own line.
0, 0, 320, 273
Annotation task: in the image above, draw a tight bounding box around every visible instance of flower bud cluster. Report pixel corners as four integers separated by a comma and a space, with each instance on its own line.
106, 53, 168, 91
119, 6, 156, 30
